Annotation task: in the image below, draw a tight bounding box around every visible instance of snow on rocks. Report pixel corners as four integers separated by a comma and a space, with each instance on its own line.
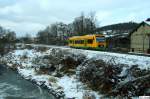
17, 67, 65, 98
17, 67, 35, 80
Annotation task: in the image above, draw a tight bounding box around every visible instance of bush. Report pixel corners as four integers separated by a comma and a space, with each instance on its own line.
78, 58, 150, 97
60, 53, 86, 74
78, 58, 122, 93
35, 47, 48, 52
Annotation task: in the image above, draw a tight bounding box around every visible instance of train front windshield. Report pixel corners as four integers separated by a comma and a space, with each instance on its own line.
96, 37, 105, 42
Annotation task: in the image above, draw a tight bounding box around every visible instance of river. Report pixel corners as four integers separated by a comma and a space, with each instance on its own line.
0, 65, 55, 99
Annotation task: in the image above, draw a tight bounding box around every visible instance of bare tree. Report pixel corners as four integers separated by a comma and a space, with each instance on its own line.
73, 12, 97, 36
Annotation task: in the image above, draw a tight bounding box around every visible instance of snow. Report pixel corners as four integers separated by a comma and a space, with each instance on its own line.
81, 50, 150, 69
58, 75, 83, 99
17, 68, 35, 79
13, 49, 35, 57
58, 75, 101, 99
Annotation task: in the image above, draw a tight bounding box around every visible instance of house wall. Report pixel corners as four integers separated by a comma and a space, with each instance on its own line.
130, 24, 150, 53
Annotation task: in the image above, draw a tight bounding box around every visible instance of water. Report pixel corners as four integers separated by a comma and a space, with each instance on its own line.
0, 65, 55, 99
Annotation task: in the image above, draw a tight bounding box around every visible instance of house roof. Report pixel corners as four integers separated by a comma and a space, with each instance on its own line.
128, 21, 150, 37
105, 32, 129, 39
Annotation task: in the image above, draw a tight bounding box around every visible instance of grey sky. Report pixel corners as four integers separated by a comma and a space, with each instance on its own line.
0, 0, 150, 37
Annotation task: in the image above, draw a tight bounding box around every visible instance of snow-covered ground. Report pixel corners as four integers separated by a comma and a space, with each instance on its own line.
83, 50, 150, 69
58, 75, 100, 99
1, 44, 150, 99
26, 44, 150, 69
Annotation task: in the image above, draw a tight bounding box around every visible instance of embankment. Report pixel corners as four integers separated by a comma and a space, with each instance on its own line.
1, 44, 150, 98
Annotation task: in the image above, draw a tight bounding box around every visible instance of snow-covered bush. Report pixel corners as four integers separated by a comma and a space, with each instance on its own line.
59, 53, 86, 74
110, 65, 150, 97
78, 57, 150, 97
32, 48, 86, 75
35, 46, 48, 52
78, 58, 122, 93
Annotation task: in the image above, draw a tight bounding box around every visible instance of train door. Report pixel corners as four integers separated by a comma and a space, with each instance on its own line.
84, 39, 87, 47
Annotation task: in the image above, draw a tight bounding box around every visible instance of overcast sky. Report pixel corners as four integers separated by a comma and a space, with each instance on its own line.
0, 0, 150, 37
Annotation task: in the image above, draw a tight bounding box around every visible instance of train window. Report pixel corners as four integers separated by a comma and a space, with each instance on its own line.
75, 40, 78, 44
96, 37, 105, 42
75, 40, 79, 44
69, 40, 73, 44
87, 39, 93, 44
81, 40, 84, 44
74, 40, 84, 44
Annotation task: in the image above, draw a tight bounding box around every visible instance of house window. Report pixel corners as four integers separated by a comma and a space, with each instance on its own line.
147, 49, 150, 53
132, 48, 134, 52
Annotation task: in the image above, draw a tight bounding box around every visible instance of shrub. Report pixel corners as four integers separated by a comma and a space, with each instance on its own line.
78, 58, 122, 93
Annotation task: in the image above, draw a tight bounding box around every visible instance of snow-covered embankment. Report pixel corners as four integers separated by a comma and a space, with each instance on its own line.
1, 44, 150, 98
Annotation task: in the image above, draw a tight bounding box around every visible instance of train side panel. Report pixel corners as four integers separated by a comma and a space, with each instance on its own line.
68, 35, 107, 50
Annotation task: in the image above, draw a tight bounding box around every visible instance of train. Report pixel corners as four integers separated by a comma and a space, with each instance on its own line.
68, 34, 107, 50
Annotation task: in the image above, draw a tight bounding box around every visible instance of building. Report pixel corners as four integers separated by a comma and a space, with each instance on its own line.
107, 33, 130, 51
96, 22, 138, 52
130, 22, 150, 53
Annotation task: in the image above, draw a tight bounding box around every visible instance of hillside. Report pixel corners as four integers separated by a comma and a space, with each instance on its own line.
96, 22, 139, 33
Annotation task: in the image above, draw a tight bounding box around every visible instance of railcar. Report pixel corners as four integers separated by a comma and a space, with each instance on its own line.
68, 34, 106, 50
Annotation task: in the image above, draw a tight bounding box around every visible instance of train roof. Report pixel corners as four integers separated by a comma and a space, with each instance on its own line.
69, 34, 104, 40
